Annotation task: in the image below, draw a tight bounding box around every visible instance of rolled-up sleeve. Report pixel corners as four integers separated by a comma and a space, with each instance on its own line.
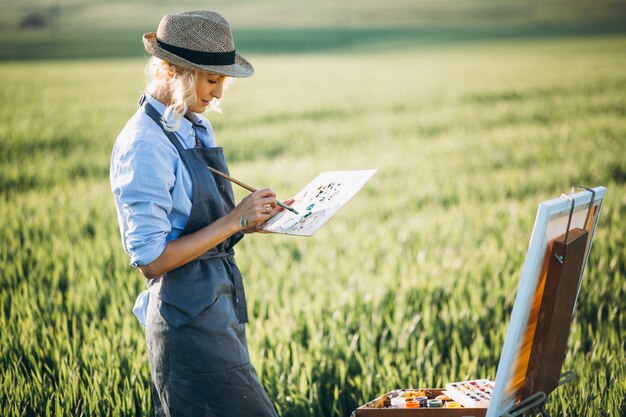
111, 138, 176, 267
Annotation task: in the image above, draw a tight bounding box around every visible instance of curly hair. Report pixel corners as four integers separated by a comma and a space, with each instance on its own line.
144, 57, 233, 131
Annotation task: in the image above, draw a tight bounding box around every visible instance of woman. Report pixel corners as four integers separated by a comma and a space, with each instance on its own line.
110, 11, 283, 417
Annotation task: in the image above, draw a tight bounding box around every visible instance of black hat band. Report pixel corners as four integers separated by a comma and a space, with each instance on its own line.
157, 38, 236, 66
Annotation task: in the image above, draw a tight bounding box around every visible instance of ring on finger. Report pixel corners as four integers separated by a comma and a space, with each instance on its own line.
264, 205, 271, 214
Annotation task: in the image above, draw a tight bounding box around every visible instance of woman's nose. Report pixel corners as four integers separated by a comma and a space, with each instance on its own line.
212, 82, 223, 99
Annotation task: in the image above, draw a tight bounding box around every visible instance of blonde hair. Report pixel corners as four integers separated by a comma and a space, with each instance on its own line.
144, 57, 233, 131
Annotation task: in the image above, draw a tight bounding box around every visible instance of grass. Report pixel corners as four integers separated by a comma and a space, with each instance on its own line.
2, 22, 626, 61
0, 35, 625, 416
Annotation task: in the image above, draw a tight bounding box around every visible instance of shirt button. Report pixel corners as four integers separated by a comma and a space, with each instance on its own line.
220, 185, 225, 191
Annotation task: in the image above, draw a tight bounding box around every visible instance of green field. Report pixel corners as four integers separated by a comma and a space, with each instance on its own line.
1, 29, 625, 417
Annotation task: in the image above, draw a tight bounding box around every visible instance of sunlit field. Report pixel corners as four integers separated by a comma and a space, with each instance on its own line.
1, 35, 625, 416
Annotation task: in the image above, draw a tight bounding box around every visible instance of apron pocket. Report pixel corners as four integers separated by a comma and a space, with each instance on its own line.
171, 294, 250, 376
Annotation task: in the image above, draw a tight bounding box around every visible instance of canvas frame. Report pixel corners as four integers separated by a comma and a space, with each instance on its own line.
486, 186, 606, 417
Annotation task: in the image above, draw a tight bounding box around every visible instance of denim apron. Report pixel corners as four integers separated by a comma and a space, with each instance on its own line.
143, 103, 278, 417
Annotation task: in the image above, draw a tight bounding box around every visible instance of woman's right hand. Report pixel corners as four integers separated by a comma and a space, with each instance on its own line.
231, 188, 277, 231
138, 188, 277, 279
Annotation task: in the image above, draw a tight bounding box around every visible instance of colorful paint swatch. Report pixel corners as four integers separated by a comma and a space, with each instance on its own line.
262, 169, 377, 236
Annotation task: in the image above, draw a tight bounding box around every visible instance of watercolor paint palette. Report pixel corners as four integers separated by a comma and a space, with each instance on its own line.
262, 169, 377, 236
354, 388, 487, 417
443, 379, 493, 408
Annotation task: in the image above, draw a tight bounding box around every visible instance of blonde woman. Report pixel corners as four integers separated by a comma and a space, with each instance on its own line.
110, 11, 285, 417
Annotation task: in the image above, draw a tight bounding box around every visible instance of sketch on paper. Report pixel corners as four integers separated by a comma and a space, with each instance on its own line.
262, 169, 377, 236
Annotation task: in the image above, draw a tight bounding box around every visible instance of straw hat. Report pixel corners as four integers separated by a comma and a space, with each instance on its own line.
143, 11, 254, 78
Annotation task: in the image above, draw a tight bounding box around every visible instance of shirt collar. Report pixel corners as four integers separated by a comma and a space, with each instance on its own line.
185, 111, 208, 130
145, 94, 197, 148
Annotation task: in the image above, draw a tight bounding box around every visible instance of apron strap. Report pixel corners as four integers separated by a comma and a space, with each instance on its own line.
142, 100, 248, 324
143, 102, 187, 154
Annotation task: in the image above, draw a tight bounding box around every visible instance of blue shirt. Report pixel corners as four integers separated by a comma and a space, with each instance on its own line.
110, 95, 217, 268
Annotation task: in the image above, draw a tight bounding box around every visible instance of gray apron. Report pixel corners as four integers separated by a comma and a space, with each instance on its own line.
143, 103, 278, 417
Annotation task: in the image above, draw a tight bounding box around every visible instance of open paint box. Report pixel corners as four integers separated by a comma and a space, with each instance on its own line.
353, 187, 606, 417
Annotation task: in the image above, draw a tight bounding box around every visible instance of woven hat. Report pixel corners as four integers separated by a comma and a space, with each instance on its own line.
143, 10, 254, 78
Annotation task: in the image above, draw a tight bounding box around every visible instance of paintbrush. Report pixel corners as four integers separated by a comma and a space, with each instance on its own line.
206, 166, 299, 215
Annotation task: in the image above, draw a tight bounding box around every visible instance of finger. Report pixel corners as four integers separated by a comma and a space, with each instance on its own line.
248, 205, 272, 219
251, 203, 275, 219
254, 188, 276, 198
266, 205, 280, 216
258, 196, 277, 208
275, 197, 295, 212
256, 206, 273, 217
245, 194, 276, 210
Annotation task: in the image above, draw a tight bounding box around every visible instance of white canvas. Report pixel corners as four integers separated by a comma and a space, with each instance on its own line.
486, 186, 606, 417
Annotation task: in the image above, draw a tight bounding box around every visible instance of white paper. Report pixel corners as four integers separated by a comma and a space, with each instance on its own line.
262, 169, 377, 236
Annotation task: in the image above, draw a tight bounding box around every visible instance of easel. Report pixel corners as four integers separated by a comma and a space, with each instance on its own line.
501, 186, 597, 417
502, 370, 574, 417
352, 186, 606, 417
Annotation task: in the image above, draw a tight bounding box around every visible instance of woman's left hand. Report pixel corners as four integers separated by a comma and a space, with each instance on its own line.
243, 198, 296, 234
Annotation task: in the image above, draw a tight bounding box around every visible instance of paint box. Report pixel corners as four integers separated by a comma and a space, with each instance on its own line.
352, 187, 607, 417
354, 388, 486, 417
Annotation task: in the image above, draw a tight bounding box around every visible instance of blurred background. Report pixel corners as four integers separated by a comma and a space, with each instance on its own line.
2, 0, 626, 59
1, 1, 625, 416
